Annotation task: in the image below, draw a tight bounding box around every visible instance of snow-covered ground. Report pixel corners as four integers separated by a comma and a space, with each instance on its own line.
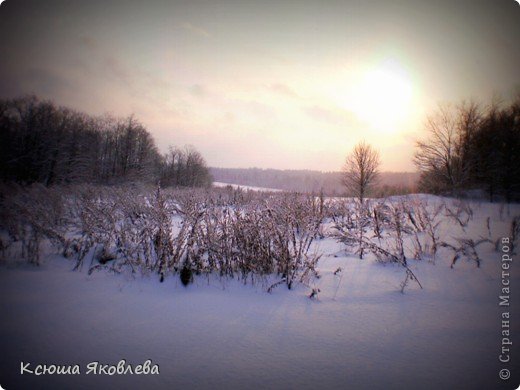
1, 196, 519, 389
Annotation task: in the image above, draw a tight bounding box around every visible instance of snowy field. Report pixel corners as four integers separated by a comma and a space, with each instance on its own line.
1, 194, 519, 390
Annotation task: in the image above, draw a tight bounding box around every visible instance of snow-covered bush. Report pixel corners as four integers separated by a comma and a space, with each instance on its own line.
331, 197, 424, 292
3, 183, 512, 295
0, 183, 69, 265
404, 198, 444, 262
330, 199, 372, 259
1, 184, 324, 292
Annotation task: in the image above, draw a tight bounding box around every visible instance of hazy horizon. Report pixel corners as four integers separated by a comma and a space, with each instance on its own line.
1, 0, 519, 171
209, 165, 419, 174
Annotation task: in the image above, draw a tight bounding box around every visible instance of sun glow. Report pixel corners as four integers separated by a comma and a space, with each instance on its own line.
340, 60, 414, 133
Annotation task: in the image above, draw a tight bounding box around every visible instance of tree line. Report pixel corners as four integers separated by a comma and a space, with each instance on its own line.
210, 167, 418, 196
414, 97, 520, 201
0, 96, 212, 187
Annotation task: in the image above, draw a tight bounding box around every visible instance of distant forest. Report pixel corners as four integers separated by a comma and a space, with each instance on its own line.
210, 167, 419, 197
0, 96, 211, 187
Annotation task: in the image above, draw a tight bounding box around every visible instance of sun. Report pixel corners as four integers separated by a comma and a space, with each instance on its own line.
340, 60, 414, 133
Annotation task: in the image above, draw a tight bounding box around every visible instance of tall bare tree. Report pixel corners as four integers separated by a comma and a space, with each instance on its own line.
414, 104, 459, 193
414, 103, 482, 194
342, 141, 380, 202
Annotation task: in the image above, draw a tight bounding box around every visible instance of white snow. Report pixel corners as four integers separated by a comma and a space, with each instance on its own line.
1, 196, 519, 389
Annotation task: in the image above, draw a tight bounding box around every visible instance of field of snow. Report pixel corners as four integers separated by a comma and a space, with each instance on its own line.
1, 195, 519, 390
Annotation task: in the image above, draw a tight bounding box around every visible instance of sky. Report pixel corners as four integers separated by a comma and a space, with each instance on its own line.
0, 0, 519, 171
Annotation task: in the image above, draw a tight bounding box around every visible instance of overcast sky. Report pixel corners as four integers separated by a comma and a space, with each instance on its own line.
1, 0, 519, 171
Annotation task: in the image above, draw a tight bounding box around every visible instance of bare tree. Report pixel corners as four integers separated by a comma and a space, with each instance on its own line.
414, 104, 460, 193
414, 102, 483, 195
342, 141, 380, 202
